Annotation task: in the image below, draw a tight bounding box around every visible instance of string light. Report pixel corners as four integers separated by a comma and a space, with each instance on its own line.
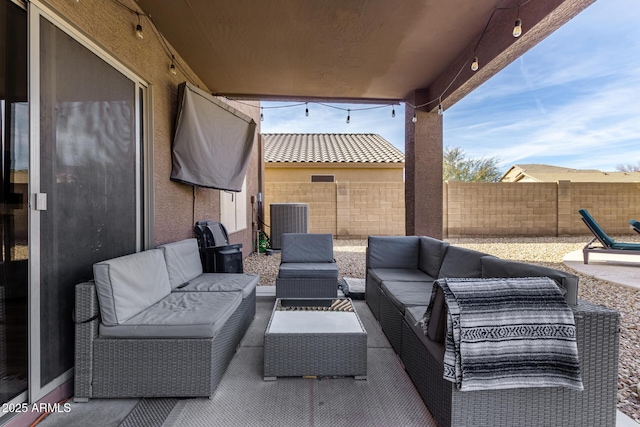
392, 106, 396, 118
513, 18, 522, 37
404, 0, 531, 116
471, 56, 479, 72
305, 103, 309, 117
135, 13, 144, 39
110, 0, 527, 122
170, 55, 177, 75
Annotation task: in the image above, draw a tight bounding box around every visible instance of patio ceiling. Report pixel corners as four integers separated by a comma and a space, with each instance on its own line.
137, 0, 593, 109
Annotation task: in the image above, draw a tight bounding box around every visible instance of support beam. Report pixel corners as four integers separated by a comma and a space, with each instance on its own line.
405, 100, 443, 238
425, 0, 595, 111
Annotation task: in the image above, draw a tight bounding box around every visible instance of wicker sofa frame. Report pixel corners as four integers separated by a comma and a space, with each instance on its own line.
74, 282, 255, 400
366, 236, 620, 427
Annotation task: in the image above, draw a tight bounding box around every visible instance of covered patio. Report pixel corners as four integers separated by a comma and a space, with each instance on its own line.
3, 0, 630, 426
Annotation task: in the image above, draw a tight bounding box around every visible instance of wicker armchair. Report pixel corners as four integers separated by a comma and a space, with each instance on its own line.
275, 233, 338, 299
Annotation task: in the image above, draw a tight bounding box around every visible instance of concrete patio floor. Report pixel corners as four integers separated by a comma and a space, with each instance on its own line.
31, 286, 638, 426
564, 250, 640, 291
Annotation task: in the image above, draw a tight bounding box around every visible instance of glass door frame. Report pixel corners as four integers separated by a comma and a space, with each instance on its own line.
27, 0, 152, 403
1, 0, 29, 413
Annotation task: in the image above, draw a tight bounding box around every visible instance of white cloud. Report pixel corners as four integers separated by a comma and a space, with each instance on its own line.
260, 0, 640, 172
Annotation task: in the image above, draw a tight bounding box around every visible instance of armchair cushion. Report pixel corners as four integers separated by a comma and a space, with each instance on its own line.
281, 233, 334, 263
98, 291, 242, 338
278, 262, 339, 278
157, 238, 204, 289
93, 249, 171, 325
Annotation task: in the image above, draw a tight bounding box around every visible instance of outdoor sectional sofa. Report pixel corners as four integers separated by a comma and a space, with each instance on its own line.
74, 238, 258, 401
366, 235, 620, 427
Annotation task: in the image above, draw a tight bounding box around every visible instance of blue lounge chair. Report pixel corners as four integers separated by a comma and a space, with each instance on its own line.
579, 209, 640, 264
630, 219, 640, 234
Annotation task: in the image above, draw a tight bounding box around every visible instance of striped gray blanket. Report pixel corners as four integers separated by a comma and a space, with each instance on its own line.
421, 277, 583, 392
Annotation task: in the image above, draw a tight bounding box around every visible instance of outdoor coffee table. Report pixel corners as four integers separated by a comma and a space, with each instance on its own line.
263, 298, 367, 380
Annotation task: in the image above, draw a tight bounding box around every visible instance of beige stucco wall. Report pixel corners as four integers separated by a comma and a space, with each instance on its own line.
444, 181, 640, 237
265, 164, 403, 183
46, 0, 261, 254
264, 182, 404, 238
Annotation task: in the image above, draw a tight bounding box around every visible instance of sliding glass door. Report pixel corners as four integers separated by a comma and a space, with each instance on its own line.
37, 17, 140, 387
0, 0, 28, 406
26, 3, 148, 401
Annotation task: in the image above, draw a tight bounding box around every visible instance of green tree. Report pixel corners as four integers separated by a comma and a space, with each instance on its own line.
443, 146, 502, 182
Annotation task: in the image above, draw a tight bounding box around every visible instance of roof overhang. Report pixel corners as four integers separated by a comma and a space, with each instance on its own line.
136, 0, 594, 111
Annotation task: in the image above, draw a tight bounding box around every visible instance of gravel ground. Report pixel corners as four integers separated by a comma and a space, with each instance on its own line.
243, 236, 640, 421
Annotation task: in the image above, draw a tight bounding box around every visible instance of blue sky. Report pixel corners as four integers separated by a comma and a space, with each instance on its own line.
260, 0, 639, 173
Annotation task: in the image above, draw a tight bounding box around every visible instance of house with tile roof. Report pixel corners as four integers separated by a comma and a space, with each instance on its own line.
500, 164, 640, 183
263, 133, 404, 183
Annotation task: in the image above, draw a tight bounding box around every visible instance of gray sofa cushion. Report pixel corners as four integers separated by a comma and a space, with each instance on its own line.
175, 273, 259, 298
157, 238, 204, 289
438, 246, 490, 279
481, 257, 578, 305
405, 306, 445, 366
99, 291, 242, 338
368, 236, 419, 269
281, 233, 334, 263
419, 236, 449, 278
369, 268, 434, 285
93, 249, 172, 326
381, 281, 433, 314
278, 262, 339, 278
427, 287, 447, 343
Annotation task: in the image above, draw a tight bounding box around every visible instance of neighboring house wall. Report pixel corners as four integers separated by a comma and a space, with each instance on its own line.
265, 182, 404, 238
444, 181, 640, 237
265, 165, 403, 183
48, 0, 261, 255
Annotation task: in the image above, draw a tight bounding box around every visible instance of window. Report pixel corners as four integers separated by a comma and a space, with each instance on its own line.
311, 174, 334, 183
220, 177, 247, 233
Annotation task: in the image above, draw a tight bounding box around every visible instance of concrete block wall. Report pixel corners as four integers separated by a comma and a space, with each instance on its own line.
558, 182, 640, 235
444, 181, 640, 237
264, 182, 404, 238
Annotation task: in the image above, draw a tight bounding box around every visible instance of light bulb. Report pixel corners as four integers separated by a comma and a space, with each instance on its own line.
305, 103, 309, 117
513, 19, 522, 37
260, 108, 264, 122
170, 55, 177, 75
411, 113, 417, 123
136, 24, 144, 39
392, 107, 396, 118
346, 110, 350, 124
471, 56, 479, 72
438, 104, 443, 115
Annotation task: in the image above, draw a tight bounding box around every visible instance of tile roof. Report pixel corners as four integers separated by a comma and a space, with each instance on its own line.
501, 164, 640, 182
263, 133, 404, 164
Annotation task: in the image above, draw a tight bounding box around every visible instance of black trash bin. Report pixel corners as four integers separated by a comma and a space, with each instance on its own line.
194, 220, 243, 273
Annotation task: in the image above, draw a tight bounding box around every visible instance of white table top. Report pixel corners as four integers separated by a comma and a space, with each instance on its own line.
268, 311, 364, 334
